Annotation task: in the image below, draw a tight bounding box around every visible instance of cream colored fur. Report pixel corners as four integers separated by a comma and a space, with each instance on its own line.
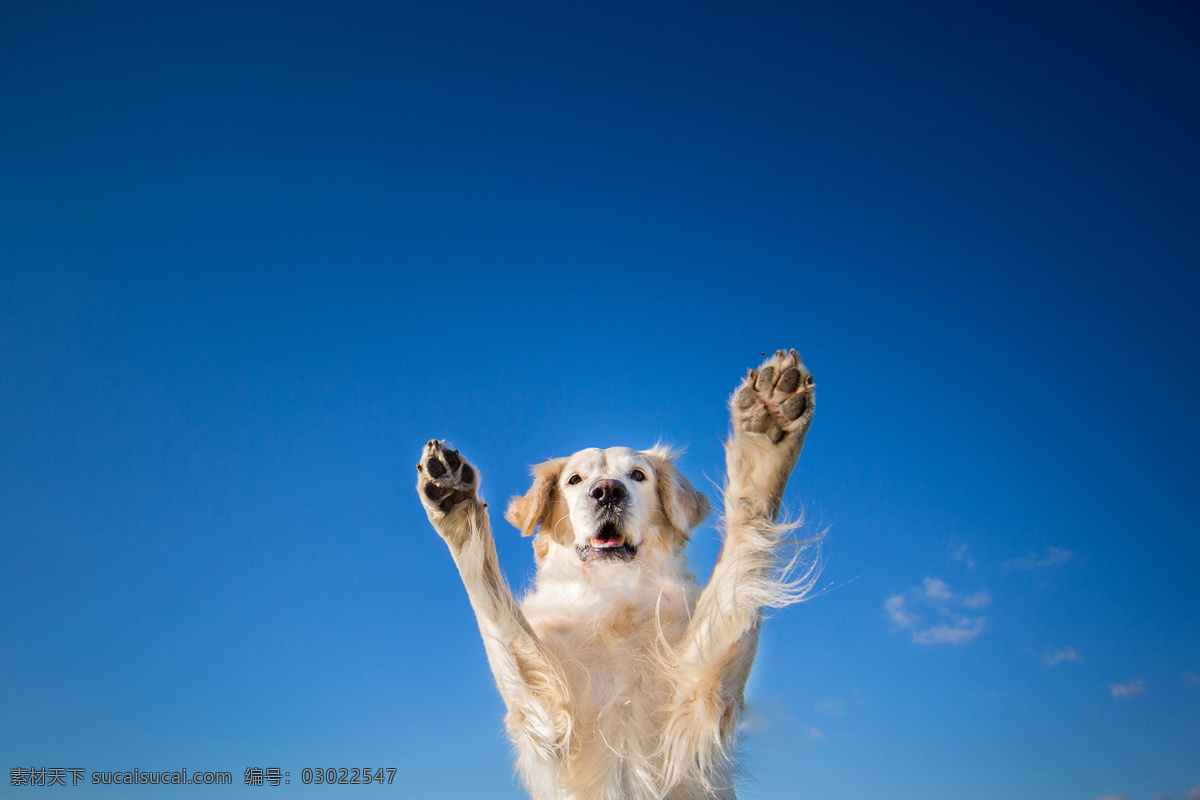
416, 350, 816, 800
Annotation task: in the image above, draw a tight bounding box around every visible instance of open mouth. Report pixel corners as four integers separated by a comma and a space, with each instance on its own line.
577, 522, 637, 562
591, 521, 623, 548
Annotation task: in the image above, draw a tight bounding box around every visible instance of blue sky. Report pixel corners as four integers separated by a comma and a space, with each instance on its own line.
2, 1, 1198, 798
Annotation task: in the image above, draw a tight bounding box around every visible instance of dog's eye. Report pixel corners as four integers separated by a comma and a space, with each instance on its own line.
567, 474, 582, 486
630, 469, 646, 482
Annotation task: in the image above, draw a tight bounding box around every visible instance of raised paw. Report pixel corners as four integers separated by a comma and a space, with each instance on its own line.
731, 349, 815, 445
416, 440, 480, 515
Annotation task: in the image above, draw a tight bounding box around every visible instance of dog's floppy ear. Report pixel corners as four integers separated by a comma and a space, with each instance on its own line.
505, 457, 568, 537
645, 444, 710, 539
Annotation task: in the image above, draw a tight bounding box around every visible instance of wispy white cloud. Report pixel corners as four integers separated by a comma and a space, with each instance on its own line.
885, 577, 987, 646
885, 594, 919, 629
962, 590, 991, 609
739, 708, 769, 733
950, 543, 975, 570
1183, 671, 1200, 687
922, 577, 953, 601
815, 698, 844, 717
1108, 679, 1146, 699
807, 726, 824, 740
912, 617, 985, 645
1093, 794, 1130, 800
1043, 646, 1083, 667
1183, 785, 1200, 800
1004, 546, 1074, 570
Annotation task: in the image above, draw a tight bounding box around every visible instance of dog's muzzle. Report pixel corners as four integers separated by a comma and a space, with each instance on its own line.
575, 480, 636, 562
589, 479, 627, 509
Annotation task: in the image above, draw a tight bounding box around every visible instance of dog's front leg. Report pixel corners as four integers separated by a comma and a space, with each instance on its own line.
416, 440, 572, 769
662, 351, 815, 791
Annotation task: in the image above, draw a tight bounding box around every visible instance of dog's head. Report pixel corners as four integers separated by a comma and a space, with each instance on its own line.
504, 445, 710, 565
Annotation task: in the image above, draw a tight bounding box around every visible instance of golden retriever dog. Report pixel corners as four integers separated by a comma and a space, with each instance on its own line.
416, 350, 816, 800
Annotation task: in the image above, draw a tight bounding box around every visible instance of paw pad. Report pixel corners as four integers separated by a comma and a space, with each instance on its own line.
417, 440, 479, 514
731, 349, 814, 444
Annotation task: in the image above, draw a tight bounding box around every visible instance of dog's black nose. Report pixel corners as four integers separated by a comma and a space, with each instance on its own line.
589, 479, 627, 506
